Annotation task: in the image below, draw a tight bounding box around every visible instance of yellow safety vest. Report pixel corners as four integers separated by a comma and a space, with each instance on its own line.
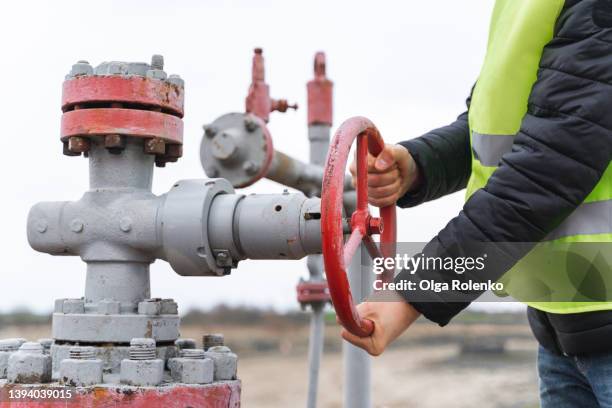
468, 0, 612, 313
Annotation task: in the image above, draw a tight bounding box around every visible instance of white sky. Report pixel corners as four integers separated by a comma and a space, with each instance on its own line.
0, 0, 497, 313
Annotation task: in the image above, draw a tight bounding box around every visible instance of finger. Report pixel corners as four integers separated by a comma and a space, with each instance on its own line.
374, 146, 396, 171
368, 180, 402, 198
367, 169, 400, 187
369, 193, 399, 208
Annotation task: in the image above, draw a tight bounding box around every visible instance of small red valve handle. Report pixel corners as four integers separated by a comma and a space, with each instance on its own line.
321, 117, 397, 338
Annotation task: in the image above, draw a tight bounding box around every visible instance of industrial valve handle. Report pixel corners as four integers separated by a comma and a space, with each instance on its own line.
321, 116, 397, 337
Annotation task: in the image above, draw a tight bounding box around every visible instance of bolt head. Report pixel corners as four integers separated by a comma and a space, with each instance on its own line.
36, 220, 48, 233
244, 117, 259, 132
243, 161, 259, 175
119, 217, 132, 233
69, 219, 84, 233
204, 125, 218, 138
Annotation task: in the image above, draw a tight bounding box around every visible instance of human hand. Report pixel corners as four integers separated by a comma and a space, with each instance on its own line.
340, 294, 421, 356
349, 144, 420, 207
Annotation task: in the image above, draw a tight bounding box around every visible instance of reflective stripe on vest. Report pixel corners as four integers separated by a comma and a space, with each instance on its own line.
471, 132, 514, 167
546, 200, 612, 241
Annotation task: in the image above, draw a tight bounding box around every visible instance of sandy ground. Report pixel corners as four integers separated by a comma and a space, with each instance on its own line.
238, 340, 539, 408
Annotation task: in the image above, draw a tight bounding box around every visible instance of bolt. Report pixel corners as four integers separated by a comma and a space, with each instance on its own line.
165, 144, 183, 161
216, 251, 230, 266
69, 346, 95, 360
203, 334, 224, 351
104, 134, 126, 154
119, 217, 132, 233
244, 116, 259, 132
36, 220, 48, 233
0, 340, 20, 353
204, 125, 218, 138
181, 348, 206, 359
129, 338, 156, 360
144, 137, 166, 155
151, 54, 164, 70
168, 74, 184, 87
175, 339, 197, 350
68, 136, 90, 154
243, 161, 259, 175
38, 339, 53, 354
70, 219, 84, 233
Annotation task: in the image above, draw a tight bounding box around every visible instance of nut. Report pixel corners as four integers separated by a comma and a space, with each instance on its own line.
169, 350, 213, 384
62, 299, 85, 314
167, 74, 184, 88
68, 60, 93, 78
204, 346, 238, 380
174, 338, 197, 350
7, 342, 52, 383
0, 339, 21, 379
138, 300, 161, 316
68, 136, 90, 154
144, 138, 166, 155
160, 299, 178, 315
146, 69, 168, 80
98, 299, 121, 315
244, 116, 259, 132
60, 347, 103, 386
104, 134, 126, 154
243, 161, 259, 175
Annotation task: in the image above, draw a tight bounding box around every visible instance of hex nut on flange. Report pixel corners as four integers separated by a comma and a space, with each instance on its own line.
204, 346, 238, 380
0, 339, 21, 378
169, 349, 213, 384
98, 299, 121, 315
138, 299, 161, 315
62, 299, 85, 314
60, 347, 103, 386
160, 299, 179, 315
7, 342, 52, 383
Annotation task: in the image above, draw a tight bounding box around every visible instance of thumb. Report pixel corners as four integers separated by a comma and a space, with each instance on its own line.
374, 147, 395, 171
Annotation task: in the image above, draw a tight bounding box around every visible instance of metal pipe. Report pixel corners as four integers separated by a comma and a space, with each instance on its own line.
343, 245, 372, 408
305, 256, 325, 408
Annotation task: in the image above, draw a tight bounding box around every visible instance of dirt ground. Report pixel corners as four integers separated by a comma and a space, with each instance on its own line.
0, 321, 540, 408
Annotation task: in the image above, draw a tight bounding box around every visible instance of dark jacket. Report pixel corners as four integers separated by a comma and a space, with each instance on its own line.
395, 0, 612, 355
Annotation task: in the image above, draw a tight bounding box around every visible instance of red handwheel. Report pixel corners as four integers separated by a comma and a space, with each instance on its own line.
321, 116, 397, 338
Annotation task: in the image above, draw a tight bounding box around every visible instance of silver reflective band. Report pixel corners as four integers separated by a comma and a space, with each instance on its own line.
471, 132, 515, 167
546, 200, 612, 240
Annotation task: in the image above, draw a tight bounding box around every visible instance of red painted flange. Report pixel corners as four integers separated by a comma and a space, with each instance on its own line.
62, 76, 184, 117
61, 108, 183, 144
321, 117, 397, 338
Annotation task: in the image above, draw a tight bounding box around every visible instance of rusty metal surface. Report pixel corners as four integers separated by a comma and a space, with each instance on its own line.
321, 117, 397, 338
0, 381, 241, 408
307, 52, 333, 126
62, 76, 184, 117
61, 108, 183, 144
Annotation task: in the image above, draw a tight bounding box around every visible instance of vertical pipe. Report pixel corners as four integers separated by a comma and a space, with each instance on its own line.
343, 245, 372, 408
306, 256, 325, 408
305, 51, 334, 408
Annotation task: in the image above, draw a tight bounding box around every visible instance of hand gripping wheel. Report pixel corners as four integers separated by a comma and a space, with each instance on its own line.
321, 117, 397, 337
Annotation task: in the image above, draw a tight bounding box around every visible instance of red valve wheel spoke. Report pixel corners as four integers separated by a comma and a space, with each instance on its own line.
321, 116, 397, 338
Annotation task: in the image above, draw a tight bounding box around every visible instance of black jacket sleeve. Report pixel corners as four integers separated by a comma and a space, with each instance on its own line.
397, 0, 612, 325
396, 109, 471, 208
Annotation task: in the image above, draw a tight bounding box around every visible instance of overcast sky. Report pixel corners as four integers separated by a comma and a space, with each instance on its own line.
0, 0, 498, 313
